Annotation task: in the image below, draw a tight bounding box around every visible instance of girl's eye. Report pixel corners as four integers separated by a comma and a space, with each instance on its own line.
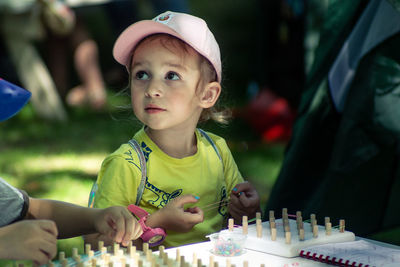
165, 72, 180, 81
135, 71, 149, 80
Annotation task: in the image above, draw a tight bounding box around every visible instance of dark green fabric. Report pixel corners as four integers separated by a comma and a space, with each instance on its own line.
265, 0, 400, 239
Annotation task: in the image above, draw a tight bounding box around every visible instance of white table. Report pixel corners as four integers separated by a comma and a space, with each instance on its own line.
164, 238, 400, 267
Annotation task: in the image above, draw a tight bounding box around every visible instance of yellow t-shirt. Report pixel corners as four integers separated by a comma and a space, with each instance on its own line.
93, 128, 243, 247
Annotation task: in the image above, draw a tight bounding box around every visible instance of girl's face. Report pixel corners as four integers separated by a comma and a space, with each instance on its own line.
130, 37, 204, 132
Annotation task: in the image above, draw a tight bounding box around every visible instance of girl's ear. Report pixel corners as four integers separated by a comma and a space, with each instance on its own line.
200, 82, 221, 108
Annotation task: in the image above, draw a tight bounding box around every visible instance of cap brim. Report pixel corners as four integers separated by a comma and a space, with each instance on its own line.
113, 20, 183, 67
0, 79, 31, 122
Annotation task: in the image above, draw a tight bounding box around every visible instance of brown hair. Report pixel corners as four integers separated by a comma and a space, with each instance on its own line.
128, 34, 231, 124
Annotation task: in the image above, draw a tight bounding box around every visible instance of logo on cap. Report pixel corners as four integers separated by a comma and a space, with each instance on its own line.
154, 13, 173, 24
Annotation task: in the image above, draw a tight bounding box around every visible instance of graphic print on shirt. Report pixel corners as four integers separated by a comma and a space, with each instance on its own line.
146, 181, 182, 208
218, 186, 228, 216
141, 141, 152, 161
139, 141, 183, 208
124, 150, 141, 170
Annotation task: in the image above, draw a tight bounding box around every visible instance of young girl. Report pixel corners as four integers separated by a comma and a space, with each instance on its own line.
88, 11, 260, 248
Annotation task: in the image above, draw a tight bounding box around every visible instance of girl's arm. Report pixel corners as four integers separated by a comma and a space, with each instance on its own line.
27, 198, 142, 245
228, 181, 261, 224
146, 194, 204, 232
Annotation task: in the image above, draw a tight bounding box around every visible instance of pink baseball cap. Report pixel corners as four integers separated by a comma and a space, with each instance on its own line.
113, 11, 222, 83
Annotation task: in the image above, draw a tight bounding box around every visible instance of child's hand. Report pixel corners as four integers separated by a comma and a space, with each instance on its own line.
0, 220, 58, 265
149, 194, 204, 232
94, 206, 143, 246
228, 181, 261, 223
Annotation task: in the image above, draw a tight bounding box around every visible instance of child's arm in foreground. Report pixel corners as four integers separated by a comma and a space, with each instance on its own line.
0, 199, 142, 265
0, 220, 57, 265
228, 181, 261, 223
85, 194, 204, 247
27, 198, 143, 242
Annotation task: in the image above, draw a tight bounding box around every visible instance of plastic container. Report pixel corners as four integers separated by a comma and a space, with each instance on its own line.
208, 231, 247, 256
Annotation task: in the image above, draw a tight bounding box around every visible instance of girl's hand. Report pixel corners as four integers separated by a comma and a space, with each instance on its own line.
94, 206, 143, 246
148, 194, 204, 232
228, 181, 261, 224
0, 220, 58, 265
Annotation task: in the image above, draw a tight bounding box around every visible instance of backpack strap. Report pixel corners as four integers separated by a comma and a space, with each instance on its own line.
87, 139, 147, 208
128, 139, 147, 206
198, 128, 224, 173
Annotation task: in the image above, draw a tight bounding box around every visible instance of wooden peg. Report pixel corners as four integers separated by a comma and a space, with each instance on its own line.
114, 243, 119, 256
271, 227, 277, 241
197, 259, 202, 267
226, 258, 231, 267
297, 215, 303, 231
228, 218, 234, 231
242, 215, 248, 234
269, 210, 275, 221
143, 242, 149, 254
256, 218, 262, 237
180, 255, 185, 267
270, 220, 276, 230
159, 245, 165, 258
74, 255, 81, 263
209, 255, 214, 267
256, 212, 261, 220
85, 243, 91, 255
72, 247, 79, 260
104, 253, 111, 264
61, 259, 68, 267
299, 228, 305, 241
313, 224, 318, 238
325, 216, 330, 224
98, 240, 104, 251
59, 251, 65, 262
282, 208, 288, 219
192, 252, 197, 266
310, 214, 316, 228
340, 219, 345, 232
296, 210, 302, 218
120, 258, 126, 267
176, 248, 180, 262
325, 222, 332, 235
243, 261, 249, 267
163, 251, 169, 265
285, 231, 291, 244
88, 250, 94, 258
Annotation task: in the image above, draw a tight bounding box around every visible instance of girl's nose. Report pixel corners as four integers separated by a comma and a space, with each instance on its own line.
145, 80, 162, 97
